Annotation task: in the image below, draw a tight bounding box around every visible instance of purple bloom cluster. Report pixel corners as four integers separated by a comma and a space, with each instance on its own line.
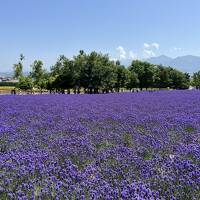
0, 91, 200, 199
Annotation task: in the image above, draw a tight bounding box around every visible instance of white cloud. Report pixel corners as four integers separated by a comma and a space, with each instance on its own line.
144, 43, 150, 48
116, 46, 126, 59
151, 43, 159, 50
143, 49, 156, 58
144, 42, 159, 50
143, 42, 159, 58
129, 51, 137, 59
115, 43, 159, 60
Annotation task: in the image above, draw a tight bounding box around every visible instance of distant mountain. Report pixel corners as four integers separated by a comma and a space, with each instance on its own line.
147, 55, 200, 73
147, 55, 172, 65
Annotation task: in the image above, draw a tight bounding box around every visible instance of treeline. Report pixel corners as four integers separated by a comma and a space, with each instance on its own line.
13, 51, 192, 93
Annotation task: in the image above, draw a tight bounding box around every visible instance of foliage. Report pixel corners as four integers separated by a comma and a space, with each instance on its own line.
13, 54, 24, 79
18, 76, 33, 90
0, 82, 18, 87
129, 60, 155, 90
12, 52, 192, 92
192, 71, 200, 89
125, 70, 139, 90
30, 60, 48, 90
115, 61, 127, 92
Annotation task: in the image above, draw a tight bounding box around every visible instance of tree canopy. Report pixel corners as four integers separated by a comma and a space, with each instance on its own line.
13, 51, 192, 93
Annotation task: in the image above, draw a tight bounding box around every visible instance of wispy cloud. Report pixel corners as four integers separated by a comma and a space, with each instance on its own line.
144, 42, 159, 50
143, 42, 159, 58
144, 43, 150, 49
115, 43, 159, 60
116, 46, 138, 60
116, 46, 126, 59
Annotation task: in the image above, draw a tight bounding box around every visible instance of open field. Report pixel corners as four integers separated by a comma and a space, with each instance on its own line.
0, 91, 200, 199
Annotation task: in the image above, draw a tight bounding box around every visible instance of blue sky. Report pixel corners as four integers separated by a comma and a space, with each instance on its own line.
0, 0, 200, 71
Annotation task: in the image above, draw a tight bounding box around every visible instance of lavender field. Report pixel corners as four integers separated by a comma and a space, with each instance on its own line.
0, 91, 200, 200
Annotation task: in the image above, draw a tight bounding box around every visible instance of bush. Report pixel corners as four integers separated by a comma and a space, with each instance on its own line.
0, 82, 18, 87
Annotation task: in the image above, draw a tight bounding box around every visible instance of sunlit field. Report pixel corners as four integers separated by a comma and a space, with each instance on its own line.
0, 91, 200, 199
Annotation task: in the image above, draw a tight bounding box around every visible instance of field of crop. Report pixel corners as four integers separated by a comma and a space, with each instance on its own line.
0, 91, 200, 199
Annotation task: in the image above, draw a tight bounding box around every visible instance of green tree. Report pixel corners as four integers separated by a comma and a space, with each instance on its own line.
154, 65, 171, 88
114, 61, 127, 92
30, 60, 48, 91
50, 55, 66, 77
78, 51, 116, 93
101, 59, 116, 93
79, 51, 94, 93
183, 73, 190, 89
51, 56, 75, 93
59, 59, 75, 92
73, 50, 87, 93
169, 68, 190, 89
13, 54, 24, 79
192, 71, 200, 89
18, 76, 33, 91
129, 60, 155, 90
12, 50, 192, 94
125, 70, 139, 91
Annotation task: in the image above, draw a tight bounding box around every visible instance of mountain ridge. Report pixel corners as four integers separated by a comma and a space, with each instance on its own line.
146, 55, 200, 73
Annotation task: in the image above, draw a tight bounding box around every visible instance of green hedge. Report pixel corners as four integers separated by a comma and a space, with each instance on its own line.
0, 82, 18, 87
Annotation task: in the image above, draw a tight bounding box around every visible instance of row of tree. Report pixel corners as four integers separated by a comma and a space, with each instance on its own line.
13, 51, 193, 94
